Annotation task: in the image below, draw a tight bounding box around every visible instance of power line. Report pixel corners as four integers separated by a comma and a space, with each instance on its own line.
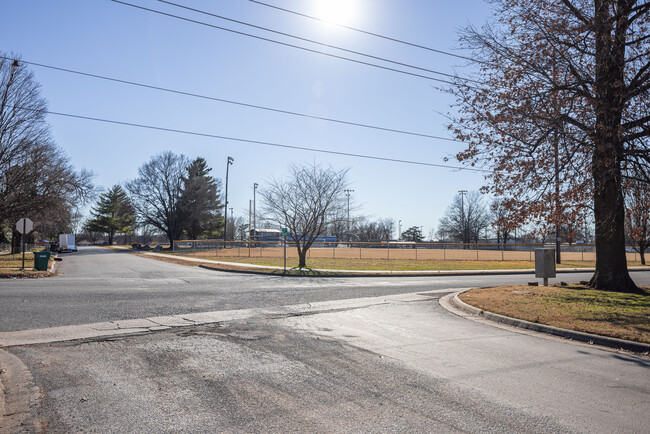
3, 56, 462, 143
110, 0, 457, 85
157, 0, 479, 83
249, 0, 480, 64
14, 104, 489, 173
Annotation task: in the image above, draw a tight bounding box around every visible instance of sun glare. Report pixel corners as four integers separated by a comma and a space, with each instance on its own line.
314, 0, 358, 26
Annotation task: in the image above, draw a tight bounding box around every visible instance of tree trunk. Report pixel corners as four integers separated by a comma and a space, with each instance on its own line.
640, 250, 646, 266
589, 165, 639, 291
589, 0, 639, 293
298, 251, 307, 269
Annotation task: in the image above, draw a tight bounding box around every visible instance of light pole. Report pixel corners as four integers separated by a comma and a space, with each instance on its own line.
398, 220, 402, 241
344, 189, 354, 243
224, 156, 234, 247
253, 182, 258, 241
230, 207, 234, 238
458, 190, 467, 245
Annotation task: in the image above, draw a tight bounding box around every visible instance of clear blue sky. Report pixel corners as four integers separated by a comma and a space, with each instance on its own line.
2, 0, 492, 239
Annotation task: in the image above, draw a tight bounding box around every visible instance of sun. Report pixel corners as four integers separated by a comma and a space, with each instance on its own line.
314, 0, 358, 26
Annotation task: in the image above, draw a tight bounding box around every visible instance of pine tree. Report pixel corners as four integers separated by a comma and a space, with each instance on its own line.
178, 158, 223, 240
87, 185, 135, 245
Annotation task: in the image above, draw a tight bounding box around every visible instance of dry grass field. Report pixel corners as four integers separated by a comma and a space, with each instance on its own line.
0, 252, 52, 277
167, 246, 646, 271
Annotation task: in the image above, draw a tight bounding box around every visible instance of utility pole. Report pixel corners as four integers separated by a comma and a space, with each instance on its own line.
249, 200, 252, 251
398, 220, 402, 241
458, 190, 467, 245
344, 189, 354, 243
224, 156, 234, 247
253, 182, 258, 243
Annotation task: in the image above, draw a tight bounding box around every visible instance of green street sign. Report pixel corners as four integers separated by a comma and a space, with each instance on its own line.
281, 228, 290, 237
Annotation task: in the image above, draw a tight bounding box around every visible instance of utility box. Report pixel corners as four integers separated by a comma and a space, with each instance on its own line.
535, 248, 556, 285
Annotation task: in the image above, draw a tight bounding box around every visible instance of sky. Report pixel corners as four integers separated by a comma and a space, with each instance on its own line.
2, 0, 494, 239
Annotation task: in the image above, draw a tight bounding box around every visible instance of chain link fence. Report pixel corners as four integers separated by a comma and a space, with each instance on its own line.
171, 240, 645, 263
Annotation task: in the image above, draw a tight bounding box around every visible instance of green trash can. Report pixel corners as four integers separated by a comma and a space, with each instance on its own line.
33, 251, 51, 271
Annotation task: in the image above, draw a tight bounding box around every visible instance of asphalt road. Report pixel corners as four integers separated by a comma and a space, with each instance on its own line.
2, 247, 649, 432
3, 246, 649, 332
4, 295, 648, 433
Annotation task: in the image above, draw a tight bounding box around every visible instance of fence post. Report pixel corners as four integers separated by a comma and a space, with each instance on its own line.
387, 242, 390, 260
443, 244, 446, 261
477, 242, 479, 261
359, 244, 362, 260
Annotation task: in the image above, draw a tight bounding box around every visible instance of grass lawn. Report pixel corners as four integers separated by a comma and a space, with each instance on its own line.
133, 253, 342, 276
0, 253, 53, 278
459, 284, 650, 344
160, 252, 601, 271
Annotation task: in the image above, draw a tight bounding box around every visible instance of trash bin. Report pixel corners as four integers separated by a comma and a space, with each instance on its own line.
33, 251, 51, 271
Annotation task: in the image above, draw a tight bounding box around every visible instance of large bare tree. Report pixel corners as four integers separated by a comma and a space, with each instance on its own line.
261, 163, 349, 268
449, 0, 650, 292
0, 54, 94, 248
126, 151, 189, 249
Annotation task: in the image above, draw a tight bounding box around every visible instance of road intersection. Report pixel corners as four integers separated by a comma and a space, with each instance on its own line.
1, 246, 649, 432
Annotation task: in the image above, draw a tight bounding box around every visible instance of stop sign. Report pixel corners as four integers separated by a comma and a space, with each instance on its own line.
16, 218, 34, 234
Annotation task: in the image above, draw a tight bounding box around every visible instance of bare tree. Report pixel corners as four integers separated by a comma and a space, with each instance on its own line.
448, 1, 650, 292
261, 163, 349, 268
0, 55, 94, 250
437, 191, 489, 244
126, 152, 189, 249
491, 199, 514, 245
354, 217, 394, 242
625, 179, 650, 264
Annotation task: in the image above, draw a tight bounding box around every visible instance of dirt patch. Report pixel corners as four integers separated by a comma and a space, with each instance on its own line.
459, 285, 650, 344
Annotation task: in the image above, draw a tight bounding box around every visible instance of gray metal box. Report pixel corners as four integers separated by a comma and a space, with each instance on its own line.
535, 248, 556, 278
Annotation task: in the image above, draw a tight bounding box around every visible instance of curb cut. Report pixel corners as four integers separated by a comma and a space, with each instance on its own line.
446, 291, 650, 355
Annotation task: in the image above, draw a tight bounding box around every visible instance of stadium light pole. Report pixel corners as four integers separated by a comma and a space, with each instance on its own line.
458, 190, 467, 245
344, 189, 354, 243
224, 156, 234, 247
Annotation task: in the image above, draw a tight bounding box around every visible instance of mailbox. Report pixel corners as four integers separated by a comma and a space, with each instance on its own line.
535, 248, 556, 285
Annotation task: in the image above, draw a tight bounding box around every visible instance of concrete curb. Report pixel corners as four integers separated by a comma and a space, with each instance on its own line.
446, 291, 650, 355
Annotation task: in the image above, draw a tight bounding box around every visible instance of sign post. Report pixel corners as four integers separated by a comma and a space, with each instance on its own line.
280, 228, 290, 274
16, 218, 34, 270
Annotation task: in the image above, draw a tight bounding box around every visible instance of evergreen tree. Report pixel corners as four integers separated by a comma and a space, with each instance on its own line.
87, 185, 135, 245
401, 226, 424, 242
179, 158, 223, 240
